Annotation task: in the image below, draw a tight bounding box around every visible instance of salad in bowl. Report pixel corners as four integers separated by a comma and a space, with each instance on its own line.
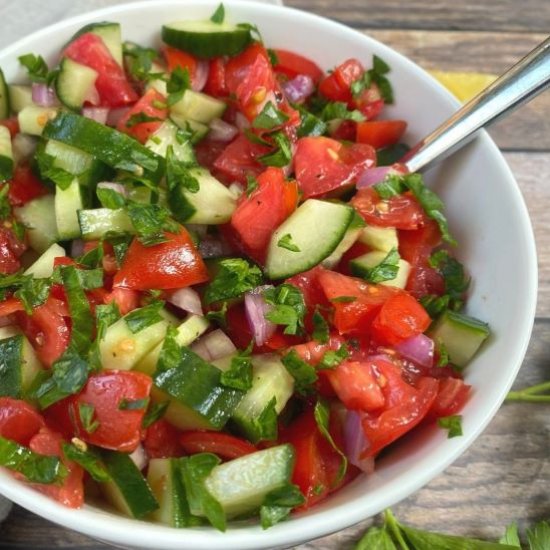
0, 1, 520, 544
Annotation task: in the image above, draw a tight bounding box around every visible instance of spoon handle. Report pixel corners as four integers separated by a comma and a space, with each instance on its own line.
404, 36, 550, 174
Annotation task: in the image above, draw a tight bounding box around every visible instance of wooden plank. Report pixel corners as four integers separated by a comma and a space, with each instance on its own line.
286, 0, 550, 33
3, 319, 549, 549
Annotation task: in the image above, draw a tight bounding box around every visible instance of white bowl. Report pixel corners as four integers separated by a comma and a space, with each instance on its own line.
0, 1, 537, 549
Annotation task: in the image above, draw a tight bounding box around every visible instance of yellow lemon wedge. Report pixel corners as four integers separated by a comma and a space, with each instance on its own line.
429, 70, 499, 103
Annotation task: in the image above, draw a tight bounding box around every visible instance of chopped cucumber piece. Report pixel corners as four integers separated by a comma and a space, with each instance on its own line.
169, 114, 209, 143
322, 211, 365, 268
170, 90, 226, 125
18, 105, 58, 136
135, 314, 209, 375
358, 224, 398, 252
55, 58, 98, 111
101, 450, 159, 519
162, 20, 252, 59
428, 309, 490, 367
350, 250, 411, 289
55, 178, 84, 240
78, 208, 134, 240
265, 199, 355, 280
145, 120, 195, 163
0, 329, 43, 398
169, 167, 237, 225
0, 125, 14, 183
71, 22, 123, 66
24, 243, 65, 278
146, 63, 168, 96
45, 139, 93, 175
8, 85, 33, 113
0, 68, 8, 119
232, 354, 294, 443
14, 195, 58, 253
204, 445, 294, 518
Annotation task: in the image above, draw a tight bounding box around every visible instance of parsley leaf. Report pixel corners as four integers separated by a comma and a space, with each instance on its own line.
210, 3, 225, 23
373, 174, 406, 199
220, 349, 253, 391
124, 300, 164, 333
252, 101, 289, 130
245, 175, 259, 197
321, 101, 365, 122
331, 295, 357, 303
0, 185, 11, 221
258, 131, 293, 167
96, 187, 127, 209
78, 403, 100, 433
204, 258, 263, 305
205, 301, 228, 328
296, 107, 327, 138
318, 344, 348, 370
312, 308, 329, 344
123, 42, 160, 82
281, 349, 318, 395
127, 201, 179, 246
142, 401, 169, 428
350, 55, 394, 104
35, 150, 75, 190
419, 293, 451, 318
62, 443, 111, 482
277, 233, 300, 252
263, 284, 306, 335
118, 397, 150, 411
14, 277, 51, 314
353, 248, 401, 284
166, 146, 199, 193
429, 250, 470, 304
437, 415, 463, 438
125, 112, 164, 128
250, 397, 278, 442
166, 66, 191, 106
18, 53, 58, 85
260, 483, 305, 529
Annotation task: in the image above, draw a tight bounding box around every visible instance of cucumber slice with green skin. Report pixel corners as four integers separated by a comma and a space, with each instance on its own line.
55, 178, 84, 240
18, 106, 58, 136
169, 167, 237, 225
0, 330, 43, 399
170, 89, 226, 125
71, 22, 123, 66
9, 85, 33, 113
169, 114, 209, 144
350, 251, 411, 289
0, 126, 14, 183
101, 450, 159, 519
145, 120, 195, 163
153, 348, 245, 431
428, 309, 490, 367
358, 223, 399, 252
232, 354, 295, 444
204, 444, 294, 519
55, 58, 98, 111
0, 68, 9, 120
135, 314, 209, 376
14, 195, 58, 253
147, 458, 193, 527
43, 112, 165, 182
162, 20, 252, 59
77, 208, 134, 240
265, 199, 355, 280
24, 242, 65, 278
322, 211, 365, 268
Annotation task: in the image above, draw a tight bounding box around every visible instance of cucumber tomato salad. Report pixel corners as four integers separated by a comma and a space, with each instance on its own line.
0, 5, 490, 530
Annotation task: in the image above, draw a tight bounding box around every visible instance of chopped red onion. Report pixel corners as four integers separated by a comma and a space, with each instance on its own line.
12, 134, 37, 163
344, 410, 375, 474
192, 60, 209, 92
235, 112, 250, 131
209, 118, 239, 143
198, 236, 233, 259
82, 107, 109, 124
244, 286, 276, 347
191, 329, 237, 361
356, 162, 408, 189
70, 239, 85, 258
185, 224, 208, 238
129, 445, 148, 471
282, 74, 315, 103
106, 107, 130, 127
97, 181, 129, 197
31, 83, 58, 107
395, 333, 435, 369
167, 287, 203, 316
84, 84, 100, 107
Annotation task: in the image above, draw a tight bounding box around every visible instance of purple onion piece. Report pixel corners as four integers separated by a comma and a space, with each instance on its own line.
70, 239, 85, 258
106, 107, 130, 127
244, 286, 277, 346
82, 107, 109, 124
192, 60, 209, 92
344, 410, 375, 474
97, 181, 129, 197
191, 329, 237, 361
282, 74, 315, 103
31, 83, 58, 107
167, 287, 203, 316
208, 118, 239, 143
395, 333, 435, 369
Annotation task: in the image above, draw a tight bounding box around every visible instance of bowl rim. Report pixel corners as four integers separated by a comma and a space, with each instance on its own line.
0, 1, 538, 548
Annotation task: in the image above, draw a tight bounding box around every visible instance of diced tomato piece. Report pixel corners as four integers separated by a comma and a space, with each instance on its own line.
0, 398, 45, 446
225, 43, 277, 120
319, 58, 364, 103
371, 292, 431, 346
143, 419, 186, 459
116, 88, 168, 143
328, 360, 385, 411
28, 427, 84, 508
351, 188, 425, 230
294, 137, 375, 198
317, 270, 398, 335
356, 120, 407, 149
290, 334, 346, 366
63, 33, 138, 107
7, 164, 49, 206
42, 397, 75, 440
0, 225, 27, 275
103, 287, 140, 315
230, 167, 297, 263
16, 295, 70, 367
204, 57, 228, 97
429, 377, 471, 418
162, 45, 197, 78
353, 83, 385, 119
71, 371, 152, 452
0, 117, 20, 138
179, 430, 257, 460
361, 361, 438, 457
273, 49, 324, 83
329, 120, 357, 142
113, 228, 209, 291
0, 296, 24, 317
212, 134, 270, 185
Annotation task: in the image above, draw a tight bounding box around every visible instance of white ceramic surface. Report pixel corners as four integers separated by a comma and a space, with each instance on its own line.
0, 2, 537, 549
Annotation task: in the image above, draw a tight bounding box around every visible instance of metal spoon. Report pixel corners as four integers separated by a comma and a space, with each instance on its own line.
403, 36, 550, 173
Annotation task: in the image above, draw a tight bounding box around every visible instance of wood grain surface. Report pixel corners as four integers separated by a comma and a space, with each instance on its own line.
0, 0, 548, 548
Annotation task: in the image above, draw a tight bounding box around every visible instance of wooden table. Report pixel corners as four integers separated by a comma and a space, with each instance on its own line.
1, 0, 549, 548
